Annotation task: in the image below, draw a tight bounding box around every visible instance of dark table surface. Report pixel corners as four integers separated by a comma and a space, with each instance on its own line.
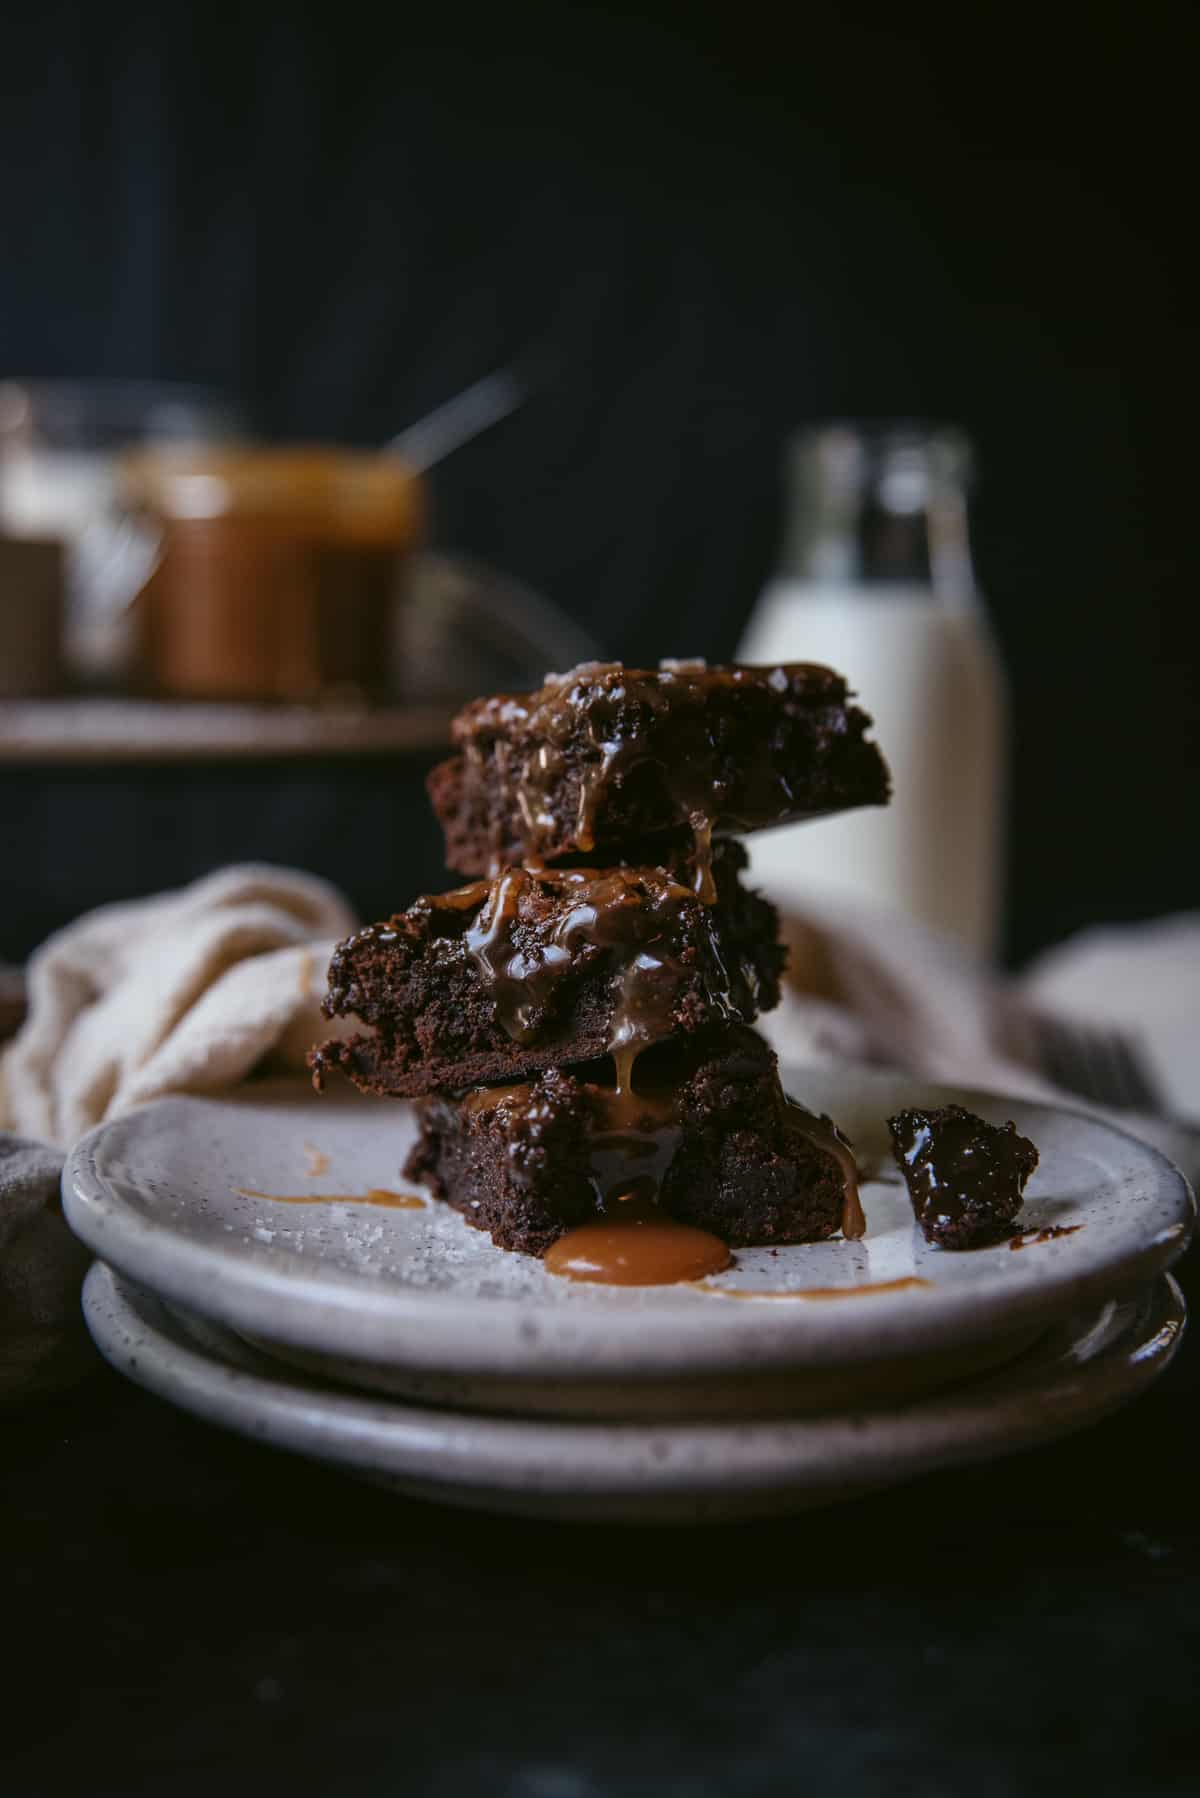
5, 1245, 1198, 1798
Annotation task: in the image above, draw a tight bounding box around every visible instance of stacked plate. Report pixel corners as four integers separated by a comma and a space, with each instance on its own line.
65, 1068, 1194, 1521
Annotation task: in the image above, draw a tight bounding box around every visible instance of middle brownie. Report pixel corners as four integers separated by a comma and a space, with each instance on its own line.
311, 839, 783, 1097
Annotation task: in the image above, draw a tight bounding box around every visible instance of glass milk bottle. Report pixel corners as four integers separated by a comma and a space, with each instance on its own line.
738, 424, 1006, 959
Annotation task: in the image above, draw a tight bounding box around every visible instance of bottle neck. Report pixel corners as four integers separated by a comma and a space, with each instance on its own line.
776, 426, 976, 608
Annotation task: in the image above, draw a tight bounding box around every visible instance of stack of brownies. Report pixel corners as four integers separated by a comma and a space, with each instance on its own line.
311, 660, 890, 1267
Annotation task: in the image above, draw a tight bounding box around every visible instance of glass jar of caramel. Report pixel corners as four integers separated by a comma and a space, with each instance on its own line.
121, 447, 424, 702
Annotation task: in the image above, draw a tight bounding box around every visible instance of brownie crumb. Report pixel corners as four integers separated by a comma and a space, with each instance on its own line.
887, 1103, 1039, 1250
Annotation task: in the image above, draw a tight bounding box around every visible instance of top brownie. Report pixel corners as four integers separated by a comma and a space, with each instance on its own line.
427, 659, 890, 879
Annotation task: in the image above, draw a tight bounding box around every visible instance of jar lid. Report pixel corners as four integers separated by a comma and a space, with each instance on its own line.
119, 446, 424, 547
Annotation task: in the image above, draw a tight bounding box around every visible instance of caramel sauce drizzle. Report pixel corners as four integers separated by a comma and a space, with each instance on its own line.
459, 864, 738, 1061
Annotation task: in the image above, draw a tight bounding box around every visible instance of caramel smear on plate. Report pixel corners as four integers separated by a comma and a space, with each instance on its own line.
301, 1143, 330, 1177
1009, 1224, 1082, 1251
693, 1276, 932, 1301
236, 1188, 426, 1209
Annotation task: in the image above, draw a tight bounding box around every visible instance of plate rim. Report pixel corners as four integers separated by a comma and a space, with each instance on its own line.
82, 1261, 1187, 1504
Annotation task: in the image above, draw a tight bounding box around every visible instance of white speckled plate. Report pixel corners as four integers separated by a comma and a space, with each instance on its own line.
62, 1071, 1193, 1417
83, 1262, 1186, 1522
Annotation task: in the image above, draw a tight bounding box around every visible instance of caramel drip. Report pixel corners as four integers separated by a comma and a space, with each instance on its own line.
428, 880, 492, 912
611, 1043, 638, 1100
586, 1080, 682, 1207
693, 1276, 931, 1300
235, 1188, 426, 1209
512, 664, 673, 863
546, 1197, 731, 1286
457, 1068, 682, 1208
462, 868, 528, 1033
689, 813, 717, 905
785, 1100, 865, 1240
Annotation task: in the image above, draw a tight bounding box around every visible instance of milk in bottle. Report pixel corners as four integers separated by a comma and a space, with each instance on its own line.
738, 425, 1005, 959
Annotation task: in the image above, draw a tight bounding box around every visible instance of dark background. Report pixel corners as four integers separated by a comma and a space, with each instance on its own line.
2, 0, 1196, 960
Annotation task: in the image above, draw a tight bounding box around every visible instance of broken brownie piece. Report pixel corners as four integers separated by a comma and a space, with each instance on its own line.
888, 1103, 1039, 1249
428, 658, 890, 880
405, 1027, 859, 1257
310, 842, 783, 1098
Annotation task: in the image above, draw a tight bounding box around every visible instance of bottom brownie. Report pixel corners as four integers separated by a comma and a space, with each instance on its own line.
404, 1027, 858, 1257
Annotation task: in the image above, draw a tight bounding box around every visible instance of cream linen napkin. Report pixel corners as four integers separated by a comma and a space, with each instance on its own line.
0, 864, 358, 1151
1, 864, 361, 1400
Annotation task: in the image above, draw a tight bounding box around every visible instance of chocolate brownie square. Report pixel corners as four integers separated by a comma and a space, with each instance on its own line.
310, 841, 783, 1097
428, 659, 890, 878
